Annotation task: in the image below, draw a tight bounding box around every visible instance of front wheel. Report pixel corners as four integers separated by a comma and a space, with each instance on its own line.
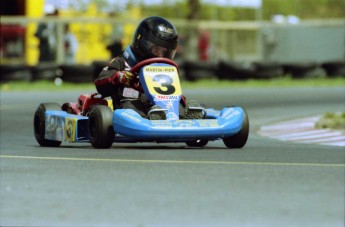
186, 139, 208, 147
33, 103, 62, 147
223, 109, 249, 148
88, 105, 115, 149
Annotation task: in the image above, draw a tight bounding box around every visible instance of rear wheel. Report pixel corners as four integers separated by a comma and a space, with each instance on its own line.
223, 108, 249, 148
88, 105, 115, 149
33, 103, 62, 147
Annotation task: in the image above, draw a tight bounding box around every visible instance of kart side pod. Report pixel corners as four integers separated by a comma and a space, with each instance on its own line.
34, 103, 90, 147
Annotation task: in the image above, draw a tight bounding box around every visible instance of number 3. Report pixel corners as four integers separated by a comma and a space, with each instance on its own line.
153, 75, 175, 95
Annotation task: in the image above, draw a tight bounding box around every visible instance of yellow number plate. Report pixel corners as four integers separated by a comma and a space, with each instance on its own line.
143, 66, 182, 96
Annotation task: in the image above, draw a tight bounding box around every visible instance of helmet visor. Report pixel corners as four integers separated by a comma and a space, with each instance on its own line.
144, 39, 176, 59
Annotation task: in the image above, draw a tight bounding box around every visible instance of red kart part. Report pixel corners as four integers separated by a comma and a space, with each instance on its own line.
62, 93, 108, 115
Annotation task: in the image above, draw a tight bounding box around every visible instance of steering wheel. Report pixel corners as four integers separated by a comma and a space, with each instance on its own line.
130, 57, 179, 74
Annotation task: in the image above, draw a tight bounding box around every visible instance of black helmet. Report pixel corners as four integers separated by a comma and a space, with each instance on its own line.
132, 16, 178, 61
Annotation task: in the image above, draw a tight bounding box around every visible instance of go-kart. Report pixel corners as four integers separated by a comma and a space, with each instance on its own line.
34, 58, 249, 149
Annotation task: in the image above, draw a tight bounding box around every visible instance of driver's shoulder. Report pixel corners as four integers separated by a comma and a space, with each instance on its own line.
108, 56, 126, 71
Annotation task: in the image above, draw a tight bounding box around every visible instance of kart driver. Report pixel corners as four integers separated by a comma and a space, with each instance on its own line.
94, 16, 202, 119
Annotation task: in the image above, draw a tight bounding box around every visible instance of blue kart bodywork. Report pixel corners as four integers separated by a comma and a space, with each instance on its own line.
113, 108, 244, 141
44, 106, 245, 143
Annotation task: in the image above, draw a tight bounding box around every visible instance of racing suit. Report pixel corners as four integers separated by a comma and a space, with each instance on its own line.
94, 46, 187, 118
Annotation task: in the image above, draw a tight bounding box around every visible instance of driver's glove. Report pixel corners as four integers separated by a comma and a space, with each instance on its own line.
118, 71, 135, 86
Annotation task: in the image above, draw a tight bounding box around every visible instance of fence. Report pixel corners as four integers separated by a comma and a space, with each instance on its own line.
1, 17, 344, 81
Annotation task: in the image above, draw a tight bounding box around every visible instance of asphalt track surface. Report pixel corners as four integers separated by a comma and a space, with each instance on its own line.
1, 86, 344, 227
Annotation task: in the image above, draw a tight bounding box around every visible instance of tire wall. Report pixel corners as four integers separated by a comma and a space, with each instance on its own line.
1, 60, 344, 83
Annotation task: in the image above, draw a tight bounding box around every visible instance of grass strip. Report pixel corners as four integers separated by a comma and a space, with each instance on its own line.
315, 112, 345, 131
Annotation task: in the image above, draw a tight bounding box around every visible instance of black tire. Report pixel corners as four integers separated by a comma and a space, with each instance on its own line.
253, 62, 284, 79
322, 61, 345, 77
223, 108, 249, 148
282, 63, 319, 78
216, 61, 255, 80
88, 105, 115, 149
0, 64, 32, 82
183, 60, 217, 81
33, 103, 62, 147
31, 63, 61, 81
186, 139, 208, 147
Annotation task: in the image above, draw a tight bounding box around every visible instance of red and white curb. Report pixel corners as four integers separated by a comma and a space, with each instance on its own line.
258, 116, 345, 147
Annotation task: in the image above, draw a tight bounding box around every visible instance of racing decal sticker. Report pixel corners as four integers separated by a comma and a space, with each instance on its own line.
198, 119, 219, 127
154, 95, 179, 101
65, 118, 77, 142
45, 115, 64, 141
121, 111, 142, 123
151, 119, 219, 128
222, 108, 241, 120
123, 87, 139, 98
151, 121, 173, 128
158, 24, 174, 34
166, 112, 179, 120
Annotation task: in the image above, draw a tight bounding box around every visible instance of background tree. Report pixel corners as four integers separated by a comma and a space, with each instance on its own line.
64, 0, 345, 20
187, 0, 201, 20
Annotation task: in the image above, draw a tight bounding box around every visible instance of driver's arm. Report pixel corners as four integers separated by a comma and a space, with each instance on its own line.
94, 56, 134, 97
